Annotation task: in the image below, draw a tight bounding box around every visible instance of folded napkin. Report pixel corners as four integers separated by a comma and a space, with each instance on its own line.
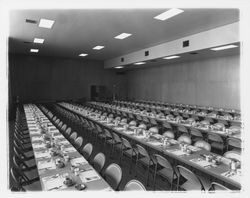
35, 151, 51, 159
70, 157, 88, 166
33, 143, 46, 149
79, 170, 101, 183
38, 160, 56, 170
42, 175, 67, 191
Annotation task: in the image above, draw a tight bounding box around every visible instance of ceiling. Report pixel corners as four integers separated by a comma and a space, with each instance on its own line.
9, 9, 239, 61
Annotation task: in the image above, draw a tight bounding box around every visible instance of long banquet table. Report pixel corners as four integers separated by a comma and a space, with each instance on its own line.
23, 104, 112, 191
58, 102, 242, 190
88, 102, 242, 141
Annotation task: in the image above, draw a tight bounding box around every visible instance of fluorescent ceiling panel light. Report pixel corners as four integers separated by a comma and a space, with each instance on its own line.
210, 45, 238, 51
79, 53, 88, 57
93, 46, 105, 50
163, 55, 180, 60
39, 18, 55, 29
134, 62, 146, 65
114, 33, 132, 39
30, 49, 39, 53
115, 66, 124, 69
154, 8, 184, 21
33, 38, 44, 44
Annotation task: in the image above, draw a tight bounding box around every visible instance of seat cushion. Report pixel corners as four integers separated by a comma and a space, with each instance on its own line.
157, 168, 176, 182
24, 169, 39, 180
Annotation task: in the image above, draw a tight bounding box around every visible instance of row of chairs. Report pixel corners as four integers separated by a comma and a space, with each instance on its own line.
40, 105, 147, 191
56, 103, 236, 191
11, 106, 42, 191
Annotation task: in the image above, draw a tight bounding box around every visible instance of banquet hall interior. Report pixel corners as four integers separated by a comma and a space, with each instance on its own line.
8, 8, 243, 192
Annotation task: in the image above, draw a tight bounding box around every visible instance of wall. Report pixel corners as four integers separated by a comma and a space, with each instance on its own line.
9, 54, 127, 104
127, 55, 240, 110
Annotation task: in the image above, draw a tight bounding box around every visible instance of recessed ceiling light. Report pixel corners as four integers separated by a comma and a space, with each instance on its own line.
115, 33, 132, 40
34, 38, 45, 44
39, 18, 55, 29
163, 55, 180, 60
79, 53, 88, 57
115, 66, 124, 69
93, 46, 105, 50
30, 49, 39, 53
154, 8, 184, 21
210, 45, 238, 51
134, 62, 146, 65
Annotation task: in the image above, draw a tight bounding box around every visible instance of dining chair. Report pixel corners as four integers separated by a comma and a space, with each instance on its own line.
226, 138, 241, 152
209, 182, 231, 191
69, 131, 78, 143
177, 125, 189, 137
194, 140, 211, 151
176, 165, 208, 191
10, 167, 41, 191
120, 138, 137, 172
81, 143, 93, 161
190, 128, 204, 143
92, 152, 106, 174
123, 179, 146, 191
74, 136, 84, 150
223, 151, 241, 162
138, 123, 147, 130
129, 120, 137, 127
65, 127, 72, 137
153, 154, 177, 190
103, 163, 122, 191
110, 132, 123, 158
207, 133, 225, 154
177, 135, 192, 145
135, 144, 155, 186
61, 124, 67, 132
162, 122, 173, 131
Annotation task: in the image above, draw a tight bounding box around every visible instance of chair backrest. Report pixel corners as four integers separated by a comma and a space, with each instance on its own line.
190, 128, 203, 138
136, 144, 150, 159
129, 120, 137, 126
74, 136, 83, 150
69, 132, 78, 142
176, 165, 204, 190
227, 138, 241, 151
223, 151, 241, 162
177, 135, 191, 145
207, 133, 223, 143
194, 140, 211, 151
92, 152, 106, 173
65, 127, 72, 136
104, 163, 122, 190
138, 123, 147, 130
122, 138, 133, 149
112, 132, 122, 143
104, 129, 113, 139
149, 127, 159, 134
81, 143, 93, 160
163, 122, 172, 130
121, 118, 127, 124
177, 125, 188, 134
162, 131, 175, 139
209, 182, 230, 191
154, 154, 174, 172
124, 179, 146, 191
61, 124, 67, 131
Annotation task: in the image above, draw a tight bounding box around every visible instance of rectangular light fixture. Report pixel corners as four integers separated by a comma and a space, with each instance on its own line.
93, 46, 105, 50
163, 55, 180, 60
115, 33, 132, 40
154, 8, 184, 21
39, 18, 55, 29
210, 45, 238, 51
30, 49, 39, 53
33, 38, 44, 44
115, 66, 124, 69
134, 62, 146, 65
79, 53, 88, 57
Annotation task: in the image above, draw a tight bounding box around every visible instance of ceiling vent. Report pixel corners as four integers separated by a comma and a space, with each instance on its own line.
23, 41, 32, 44
25, 19, 37, 24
